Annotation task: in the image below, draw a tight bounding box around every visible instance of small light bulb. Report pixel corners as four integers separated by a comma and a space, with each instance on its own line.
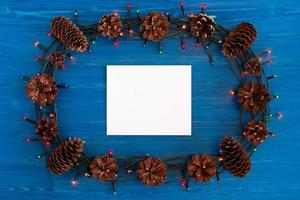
34, 41, 40, 47
195, 42, 200, 48
108, 150, 113, 156
266, 49, 272, 54
229, 89, 235, 96
47, 32, 52, 37
127, 3, 132, 9
71, 179, 78, 186
181, 24, 187, 30
277, 112, 283, 119
181, 44, 186, 49
25, 138, 32, 142
35, 56, 41, 61
180, 1, 184, 7
113, 40, 119, 47
201, 4, 207, 10
70, 56, 75, 61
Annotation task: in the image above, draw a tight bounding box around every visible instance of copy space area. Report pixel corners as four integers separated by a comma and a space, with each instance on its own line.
106, 65, 191, 135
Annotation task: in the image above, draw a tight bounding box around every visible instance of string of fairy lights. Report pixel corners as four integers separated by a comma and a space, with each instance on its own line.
20, 2, 282, 193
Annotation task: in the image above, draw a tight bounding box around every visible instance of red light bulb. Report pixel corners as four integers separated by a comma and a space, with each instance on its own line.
70, 56, 75, 62
34, 41, 40, 47
229, 89, 235, 96
180, 1, 184, 7
201, 4, 207, 10
35, 56, 41, 61
180, 178, 187, 187
268, 59, 273, 63
127, 3, 132, 9
71, 179, 78, 186
277, 112, 283, 119
266, 49, 272, 54
108, 150, 113, 156
25, 138, 32, 142
44, 141, 51, 146
195, 42, 200, 48
181, 44, 186, 49
113, 40, 119, 47
47, 32, 52, 37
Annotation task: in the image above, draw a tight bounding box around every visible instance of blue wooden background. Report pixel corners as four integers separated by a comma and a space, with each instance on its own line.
0, 0, 299, 199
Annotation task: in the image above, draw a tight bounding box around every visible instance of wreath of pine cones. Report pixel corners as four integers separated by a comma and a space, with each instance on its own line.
21, 3, 279, 193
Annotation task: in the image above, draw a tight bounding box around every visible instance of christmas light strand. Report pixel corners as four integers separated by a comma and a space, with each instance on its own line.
20, 2, 281, 194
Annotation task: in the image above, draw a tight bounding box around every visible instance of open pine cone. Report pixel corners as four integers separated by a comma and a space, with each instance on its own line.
243, 120, 269, 145
26, 73, 57, 106
89, 155, 118, 183
237, 82, 271, 113
243, 57, 262, 76
220, 136, 251, 177
97, 13, 122, 38
223, 22, 257, 58
137, 157, 167, 186
47, 51, 65, 67
140, 12, 170, 42
187, 154, 216, 182
47, 138, 84, 174
51, 16, 88, 52
35, 118, 58, 142
190, 14, 216, 39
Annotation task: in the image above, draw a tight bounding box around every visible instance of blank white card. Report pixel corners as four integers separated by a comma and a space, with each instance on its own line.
106, 65, 191, 136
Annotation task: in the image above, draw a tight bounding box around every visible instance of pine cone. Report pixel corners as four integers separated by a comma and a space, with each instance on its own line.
137, 157, 167, 186
26, 73, 57, 106
243, 120, 269, 145
187, 154, 216, 182
89, 155, 118, 183
97, 13, 122, 38
220, 136, 251, 177
223, 22, 257, 58
237, 82, 271, 113
47, 138, 84, 174
50, 16, 88, 52
140, 12, 170, 42
47, 51, 65, 67
35, 118, 58, 142
243, 57, 262, 76
190, 14, 216, 39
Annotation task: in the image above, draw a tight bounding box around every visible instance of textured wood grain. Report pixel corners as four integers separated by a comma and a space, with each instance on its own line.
0, 0, 299, 199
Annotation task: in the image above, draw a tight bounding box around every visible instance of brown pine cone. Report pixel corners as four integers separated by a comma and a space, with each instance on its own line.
26, 73, 57, 106
47, 51, 65, 67
50, 16, 88, 52
243, 120, 269, 145
97, 13, 122, 38
220, 136, 251, 177
89, 155, 118, 183
243, 57, 262, 76
187, 154, 216, 182
140, 12, 170, 42
223, 22, 257, 58
47, 138, 84, 174
237, 82, 271, 113
35, 118, 58, 142
190, 14, 216, 39
137, 157, 167, 186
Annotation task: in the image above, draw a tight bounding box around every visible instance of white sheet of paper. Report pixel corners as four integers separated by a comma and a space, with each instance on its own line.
106, 65, 191, 136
